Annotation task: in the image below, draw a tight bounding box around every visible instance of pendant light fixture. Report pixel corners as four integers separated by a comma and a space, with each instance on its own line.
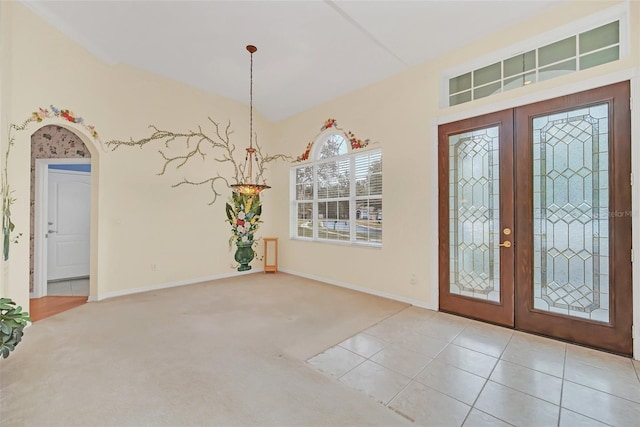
230, 45, 271, 196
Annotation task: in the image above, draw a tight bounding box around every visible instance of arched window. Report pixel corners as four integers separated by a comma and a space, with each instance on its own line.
318, 134, 348, 159
291, 131, 382, 245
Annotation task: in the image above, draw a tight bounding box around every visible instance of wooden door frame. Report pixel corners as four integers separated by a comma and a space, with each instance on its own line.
33, 158, 91, 298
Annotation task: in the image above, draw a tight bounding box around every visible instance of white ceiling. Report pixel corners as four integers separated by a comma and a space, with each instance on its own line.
22, 0, 565, 122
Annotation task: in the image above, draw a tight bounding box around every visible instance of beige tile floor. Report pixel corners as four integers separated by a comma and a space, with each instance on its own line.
47, 277, 90, 296
307, 307, 640, 426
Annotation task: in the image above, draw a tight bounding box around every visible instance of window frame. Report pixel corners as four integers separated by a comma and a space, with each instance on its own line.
290, 131, 382, 247
441, 3, 629, 108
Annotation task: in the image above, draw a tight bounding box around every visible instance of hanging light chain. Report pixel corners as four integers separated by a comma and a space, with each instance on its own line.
248, 45, 255, 150
229, 44, 273, 196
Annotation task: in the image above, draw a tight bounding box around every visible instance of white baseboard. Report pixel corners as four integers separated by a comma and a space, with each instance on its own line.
88, 268, 262, 302
279, 268, 438, 311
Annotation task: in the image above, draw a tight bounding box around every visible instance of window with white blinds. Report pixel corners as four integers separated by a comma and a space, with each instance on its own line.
291, 133, 382, 246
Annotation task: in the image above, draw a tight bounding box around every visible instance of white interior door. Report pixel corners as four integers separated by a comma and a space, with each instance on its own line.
47, 169, 91, 281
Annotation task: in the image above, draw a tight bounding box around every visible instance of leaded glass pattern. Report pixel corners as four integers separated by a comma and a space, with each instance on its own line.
449, 126, 500, 302
532, 103, 610, 323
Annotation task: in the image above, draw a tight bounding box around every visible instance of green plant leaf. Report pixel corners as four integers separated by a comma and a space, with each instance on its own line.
0, 323, 10, 335
225, 203, 234, 221
0, 297, 30, 358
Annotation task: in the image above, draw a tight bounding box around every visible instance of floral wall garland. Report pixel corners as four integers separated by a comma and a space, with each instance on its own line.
294, 118, 372, 163
1, 106, 101, 261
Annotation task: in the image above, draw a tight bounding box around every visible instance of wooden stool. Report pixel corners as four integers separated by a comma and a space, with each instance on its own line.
263, 237, 278, 273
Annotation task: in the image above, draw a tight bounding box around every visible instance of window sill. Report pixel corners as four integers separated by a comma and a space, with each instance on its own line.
290, 236, 382, 249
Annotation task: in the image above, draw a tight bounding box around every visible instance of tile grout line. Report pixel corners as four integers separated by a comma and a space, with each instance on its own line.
333, 329, 433, 423
356, 304, 417, 336
334, 345, 370, 380
399, 318, 477, 426
561, 408, 616, 427
312, 313, 640, 426
459, 329, 517, 427
560, 348, 621, 427
367, 326, 436, 409
377, 315, 470, 417
562, 377, 640, 405
474, 335, 567, 410
565, 343, 640, 406
385, 319, 474, 424
556, 343, 568, 427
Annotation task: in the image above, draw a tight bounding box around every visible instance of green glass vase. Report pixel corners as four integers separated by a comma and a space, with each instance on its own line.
234, 241, 254, 271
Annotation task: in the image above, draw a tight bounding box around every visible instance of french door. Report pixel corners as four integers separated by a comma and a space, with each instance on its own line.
438, 81, 632, 355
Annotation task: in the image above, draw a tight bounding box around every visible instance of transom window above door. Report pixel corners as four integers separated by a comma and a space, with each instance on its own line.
290, 132, 382, 246
444, 3, 628, 107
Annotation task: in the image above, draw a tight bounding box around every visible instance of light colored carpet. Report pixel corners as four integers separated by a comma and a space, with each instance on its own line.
1, 273, 412, 426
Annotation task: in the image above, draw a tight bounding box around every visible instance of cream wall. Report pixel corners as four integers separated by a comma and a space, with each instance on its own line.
270, 0, 640, 336
1, 1, 638, 356
0, 1, 10, 299
0, 2, 273, 311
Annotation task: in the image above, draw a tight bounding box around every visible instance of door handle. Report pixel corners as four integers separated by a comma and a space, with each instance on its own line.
47, 230, 57, 234
499, 240, 512, 248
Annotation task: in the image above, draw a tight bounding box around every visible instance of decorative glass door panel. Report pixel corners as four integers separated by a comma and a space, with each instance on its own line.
515, 81, 632, 355
440, 81, 632, 355
532, 104, 610, 322
449, 127, 501, 302
439, 110, 515, 327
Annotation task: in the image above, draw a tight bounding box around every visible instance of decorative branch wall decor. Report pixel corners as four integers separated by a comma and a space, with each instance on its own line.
106, 119, 290, 205
2, 106, 101, 261
106, 119, 290, 271
293, 118, 372, 162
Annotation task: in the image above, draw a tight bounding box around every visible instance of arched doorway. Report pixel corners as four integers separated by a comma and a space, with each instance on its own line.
29, 125, 92, 320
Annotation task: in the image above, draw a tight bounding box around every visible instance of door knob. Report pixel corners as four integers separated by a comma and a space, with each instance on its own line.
499, 241, 512, 248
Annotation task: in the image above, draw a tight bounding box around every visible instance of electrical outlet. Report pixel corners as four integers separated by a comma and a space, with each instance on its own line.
151, 263, 157, 271
410, 274, 417, 285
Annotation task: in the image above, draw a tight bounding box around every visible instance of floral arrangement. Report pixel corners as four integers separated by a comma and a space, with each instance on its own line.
225, 193, 262, 246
